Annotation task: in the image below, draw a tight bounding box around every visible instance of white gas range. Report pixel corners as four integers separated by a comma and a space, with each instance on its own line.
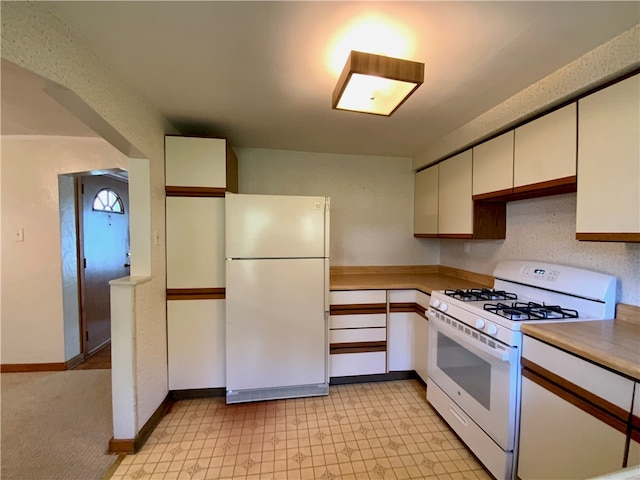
426, 260, 617, 480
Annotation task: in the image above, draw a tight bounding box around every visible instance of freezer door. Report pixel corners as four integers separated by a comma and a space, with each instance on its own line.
226, 193, 328, 259
226, 258, 327, 391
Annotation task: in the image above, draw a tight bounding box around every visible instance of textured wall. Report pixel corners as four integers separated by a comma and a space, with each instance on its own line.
1, 2, 171, 434
440, 193, 640, 305
413, 24, 640, 169
237, 148, 440, 266
1, 136, 128, 364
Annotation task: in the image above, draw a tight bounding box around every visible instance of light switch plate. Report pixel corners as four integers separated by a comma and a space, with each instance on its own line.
14, 228, 24, 242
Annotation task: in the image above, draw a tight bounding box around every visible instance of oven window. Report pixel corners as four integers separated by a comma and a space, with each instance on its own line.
436, 332, 491, 409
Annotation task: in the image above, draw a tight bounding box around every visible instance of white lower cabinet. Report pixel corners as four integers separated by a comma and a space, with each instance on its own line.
388, 290, 416, 372
167, 299, 225, 390
518, 336, 633, 479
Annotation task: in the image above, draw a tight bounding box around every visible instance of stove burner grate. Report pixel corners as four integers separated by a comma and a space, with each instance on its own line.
444, 288, 518, 302
483, 302, 579, 321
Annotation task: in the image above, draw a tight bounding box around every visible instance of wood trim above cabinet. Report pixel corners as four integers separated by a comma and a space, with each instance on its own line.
389, 302, 428, 319
576, 233, 640, 243
165, 186, 226, 197
166, 288, 225, 300
330, 303, 387, 315
511, 175, 577, 198
330, 341, 387, 354
522, 358, 629, 435
472, 188, 514, 202
437, 233, 474, 240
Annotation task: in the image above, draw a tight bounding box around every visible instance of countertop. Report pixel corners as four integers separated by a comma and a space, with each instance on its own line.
329, 265, 493, 294
521, 304, 640, 381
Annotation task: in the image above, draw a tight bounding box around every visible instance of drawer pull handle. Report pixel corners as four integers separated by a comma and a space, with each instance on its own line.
449, 405, 468, 427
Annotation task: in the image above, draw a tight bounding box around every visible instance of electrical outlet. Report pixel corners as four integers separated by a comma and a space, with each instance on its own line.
464, 242, 470, 254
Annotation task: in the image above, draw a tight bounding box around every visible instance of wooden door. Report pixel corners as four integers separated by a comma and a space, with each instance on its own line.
80, 175, 130, 355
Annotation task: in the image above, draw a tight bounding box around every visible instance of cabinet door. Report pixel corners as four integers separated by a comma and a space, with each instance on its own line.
388, 312, 414, 371
166, 197, 225, 289
414, 165, 439, 236
472, 131, 514, 197
576, 74, 640, 239
438, 150, 473, 236
165, 136, 227, 188
167, 299, 225, 390
518, 375, 627, 480
514, 103, 577, 189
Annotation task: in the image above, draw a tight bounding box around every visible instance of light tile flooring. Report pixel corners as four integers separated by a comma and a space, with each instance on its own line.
109, 380, 491, 480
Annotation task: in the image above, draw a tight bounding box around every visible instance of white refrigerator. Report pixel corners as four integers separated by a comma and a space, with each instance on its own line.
225, 193, 330, 403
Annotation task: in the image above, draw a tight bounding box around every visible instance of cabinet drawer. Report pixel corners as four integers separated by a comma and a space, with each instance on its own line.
330, 327, 386, 344
330, 290, 386, 305
522, 336, 634, 411
330, 351, 386, 377
330, 313, 386, 329
388, 289, 416, 303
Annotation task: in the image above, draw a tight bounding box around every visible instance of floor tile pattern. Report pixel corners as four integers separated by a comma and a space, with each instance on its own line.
109, 380, 491, 480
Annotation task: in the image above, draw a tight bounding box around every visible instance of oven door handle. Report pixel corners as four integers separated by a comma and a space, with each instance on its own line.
431, 316, 513, 363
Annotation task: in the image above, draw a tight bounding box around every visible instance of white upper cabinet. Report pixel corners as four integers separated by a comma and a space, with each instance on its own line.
473, 131, 514, 197
414, 164, 439, 236
165, 136, 236, 189
439, 150, 473, 236
514, 103, 577, 190
576, 74, 640, 241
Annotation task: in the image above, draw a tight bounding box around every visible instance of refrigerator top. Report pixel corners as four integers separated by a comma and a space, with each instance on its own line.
225, 193, 330, 259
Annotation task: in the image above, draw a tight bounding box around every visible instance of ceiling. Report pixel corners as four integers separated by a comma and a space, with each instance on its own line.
2, 1, 639, 157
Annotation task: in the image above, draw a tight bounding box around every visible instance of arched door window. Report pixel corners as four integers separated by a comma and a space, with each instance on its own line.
92, 188, 125, 214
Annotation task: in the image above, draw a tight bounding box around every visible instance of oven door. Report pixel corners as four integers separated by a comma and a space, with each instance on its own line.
427, 311, 519, 450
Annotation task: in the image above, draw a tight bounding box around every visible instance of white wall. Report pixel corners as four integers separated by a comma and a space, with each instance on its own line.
1, 136, 128, 364
440, 193, 640, 306
237, 148, 439, 266
2, 2, 172, 437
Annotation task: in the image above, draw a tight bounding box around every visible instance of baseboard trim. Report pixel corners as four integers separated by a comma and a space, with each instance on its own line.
1, 362, 67, 373
109, 393, 173, 454
330, 370, 418, 385
170, 387, 226, 400
65, 353, 85, 370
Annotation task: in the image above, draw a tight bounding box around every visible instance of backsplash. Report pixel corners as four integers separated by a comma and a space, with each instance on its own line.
439, 193, 640, 306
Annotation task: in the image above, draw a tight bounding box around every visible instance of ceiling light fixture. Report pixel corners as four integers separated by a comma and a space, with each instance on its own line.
332, 50, 424, 116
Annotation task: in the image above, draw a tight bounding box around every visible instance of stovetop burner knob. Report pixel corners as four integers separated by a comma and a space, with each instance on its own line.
475, 318, 485, 329
439, 303, 448, 312
432, 299, 441, 308
487, 323, 498, 336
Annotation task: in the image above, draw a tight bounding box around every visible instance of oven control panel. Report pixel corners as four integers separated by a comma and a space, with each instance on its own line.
519, 265, 560, 282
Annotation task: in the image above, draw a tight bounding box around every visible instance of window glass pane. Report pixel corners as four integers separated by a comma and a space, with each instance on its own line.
92, 188, 124, 214
436, 332, 491, 409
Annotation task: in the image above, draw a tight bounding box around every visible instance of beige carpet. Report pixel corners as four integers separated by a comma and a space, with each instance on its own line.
1, 369, 118, 480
